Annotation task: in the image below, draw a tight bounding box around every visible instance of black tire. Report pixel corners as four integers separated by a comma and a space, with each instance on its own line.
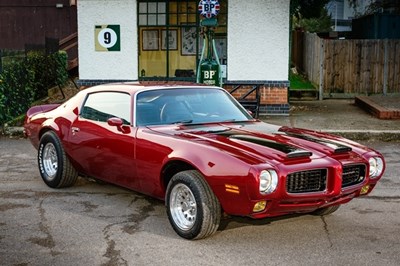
311, 205, 340, 216
166, 170, 221, 240
38, 131, 78, 188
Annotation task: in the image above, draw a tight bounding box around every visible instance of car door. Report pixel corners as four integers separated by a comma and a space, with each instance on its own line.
66, 91, 138, 188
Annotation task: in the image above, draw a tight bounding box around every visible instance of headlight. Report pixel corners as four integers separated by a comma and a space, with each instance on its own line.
369, 157, 384, 178
259, 170, 278, 194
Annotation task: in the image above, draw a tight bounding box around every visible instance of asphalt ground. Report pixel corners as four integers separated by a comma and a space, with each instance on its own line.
1, 138, 399, 265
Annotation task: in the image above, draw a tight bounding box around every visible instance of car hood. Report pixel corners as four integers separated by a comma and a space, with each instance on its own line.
148, 121, 371, 166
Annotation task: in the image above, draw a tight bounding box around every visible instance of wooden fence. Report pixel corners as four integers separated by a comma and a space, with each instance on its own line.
298, 32, 400, 98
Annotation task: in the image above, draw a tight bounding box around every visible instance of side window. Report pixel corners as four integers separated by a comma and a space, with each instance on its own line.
81, 92, 131, 125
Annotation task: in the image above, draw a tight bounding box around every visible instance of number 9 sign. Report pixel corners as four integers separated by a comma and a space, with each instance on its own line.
95, 25, 121, 51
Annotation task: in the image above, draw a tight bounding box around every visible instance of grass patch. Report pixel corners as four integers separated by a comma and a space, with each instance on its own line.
289, 72, 316, 90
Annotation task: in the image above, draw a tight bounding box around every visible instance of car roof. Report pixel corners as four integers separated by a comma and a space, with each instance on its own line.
83, 82, 221, 95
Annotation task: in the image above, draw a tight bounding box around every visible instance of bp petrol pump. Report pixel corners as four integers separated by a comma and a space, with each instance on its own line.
196, 0, 223, 87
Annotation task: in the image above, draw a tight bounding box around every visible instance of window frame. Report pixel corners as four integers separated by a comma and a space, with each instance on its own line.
80, 91, 132, 125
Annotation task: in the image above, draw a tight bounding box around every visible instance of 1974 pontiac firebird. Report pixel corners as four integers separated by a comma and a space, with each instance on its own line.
24, 83, 385, 239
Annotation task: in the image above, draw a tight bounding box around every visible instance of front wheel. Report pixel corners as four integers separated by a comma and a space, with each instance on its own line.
38, 131, 78, 188
166, 170, 221, 240
311, 205, 340, 216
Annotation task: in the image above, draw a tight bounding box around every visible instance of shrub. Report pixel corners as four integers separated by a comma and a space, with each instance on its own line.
0, 50, 68, 126
0, 60, 36, 125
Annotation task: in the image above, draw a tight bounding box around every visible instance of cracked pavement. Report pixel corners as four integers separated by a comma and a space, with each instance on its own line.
1, 138, 399, 265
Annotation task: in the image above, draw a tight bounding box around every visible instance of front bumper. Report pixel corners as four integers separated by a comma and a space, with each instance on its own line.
248, 182, 377, 219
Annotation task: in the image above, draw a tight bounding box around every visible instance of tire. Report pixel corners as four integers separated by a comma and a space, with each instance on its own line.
311, 205, 340, 216
166, 170, 221, 240
38, 131, 78, 188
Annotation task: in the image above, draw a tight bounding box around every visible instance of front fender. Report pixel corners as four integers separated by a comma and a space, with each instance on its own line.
162, 143, 257, 216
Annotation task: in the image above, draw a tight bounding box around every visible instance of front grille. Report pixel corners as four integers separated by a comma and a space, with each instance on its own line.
286, 169, 327, 193
342, 164, 366, 188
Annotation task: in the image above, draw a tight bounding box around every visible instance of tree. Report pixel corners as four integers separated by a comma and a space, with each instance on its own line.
291, 0, 331, 18
348, 0, 400, 16
291, 0, 332, 32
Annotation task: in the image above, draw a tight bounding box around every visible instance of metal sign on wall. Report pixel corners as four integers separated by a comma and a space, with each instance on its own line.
198, 0, 220, 18
95, 25, 120, 51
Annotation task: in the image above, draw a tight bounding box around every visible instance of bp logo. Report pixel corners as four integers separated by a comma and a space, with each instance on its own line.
198, 0, 220, 18
95, 25, 120, 51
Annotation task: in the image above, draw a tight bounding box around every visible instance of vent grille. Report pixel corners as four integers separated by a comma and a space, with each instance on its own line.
342, 164, 366, 188
286, 169, 327, 193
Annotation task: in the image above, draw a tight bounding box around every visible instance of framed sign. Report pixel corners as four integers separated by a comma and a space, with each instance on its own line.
214, 36, 227, 60
142, 30, 159, 51
181, 26, 197, 56
95, 25, 120, 51
161, 30, 177, 50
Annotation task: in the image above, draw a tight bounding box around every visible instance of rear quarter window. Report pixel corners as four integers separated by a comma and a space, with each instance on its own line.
81, 92, 131, 124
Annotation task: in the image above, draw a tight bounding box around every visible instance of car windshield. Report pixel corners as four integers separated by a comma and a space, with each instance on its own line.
135, 88, 253, 126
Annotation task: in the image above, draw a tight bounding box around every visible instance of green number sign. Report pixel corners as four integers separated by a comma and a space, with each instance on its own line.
95, 25, 120, 51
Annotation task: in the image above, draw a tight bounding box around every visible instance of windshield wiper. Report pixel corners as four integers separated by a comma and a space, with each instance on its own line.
169, 120, 193, 125
220, 119, 253, 123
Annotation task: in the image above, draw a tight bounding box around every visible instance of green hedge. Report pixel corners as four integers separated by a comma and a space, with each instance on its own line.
0, 51, 68, 126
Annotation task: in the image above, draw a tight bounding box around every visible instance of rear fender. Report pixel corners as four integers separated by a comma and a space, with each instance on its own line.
39, 122, 61, 140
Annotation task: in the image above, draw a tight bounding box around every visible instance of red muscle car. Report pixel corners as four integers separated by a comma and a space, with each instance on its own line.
24, 83, 385, 239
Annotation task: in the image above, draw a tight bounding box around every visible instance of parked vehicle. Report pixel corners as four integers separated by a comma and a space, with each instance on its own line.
24, 83, 385, 239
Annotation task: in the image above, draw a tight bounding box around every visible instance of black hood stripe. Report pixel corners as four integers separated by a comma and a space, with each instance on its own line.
284, 132, 352, 154
228, 135, 312, 158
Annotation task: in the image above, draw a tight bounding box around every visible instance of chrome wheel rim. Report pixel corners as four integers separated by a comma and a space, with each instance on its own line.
170, 183, 197, 231
42, 143, 58, 180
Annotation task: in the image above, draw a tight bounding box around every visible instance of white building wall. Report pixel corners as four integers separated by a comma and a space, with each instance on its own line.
227, 0, 289, 81
78, 0, 138, 80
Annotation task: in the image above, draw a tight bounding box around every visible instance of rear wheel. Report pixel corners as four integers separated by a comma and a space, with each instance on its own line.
166, 170, 221, 240
311, 205, 340, 216
38, 131, 78, 188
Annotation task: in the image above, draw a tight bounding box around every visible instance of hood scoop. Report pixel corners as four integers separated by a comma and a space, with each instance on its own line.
284, 132, 352, 154
229, 135, 313, 159
287, 150, 313, 158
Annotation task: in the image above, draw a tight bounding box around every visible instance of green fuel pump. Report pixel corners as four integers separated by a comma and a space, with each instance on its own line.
196, 1, 223, 87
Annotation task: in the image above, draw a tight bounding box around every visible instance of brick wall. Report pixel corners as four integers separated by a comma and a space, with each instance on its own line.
224, 81, 290, 115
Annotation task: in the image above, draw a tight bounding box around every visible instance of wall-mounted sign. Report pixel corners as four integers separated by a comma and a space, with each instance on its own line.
198, 0, 220, 18
95, 25, 120, 51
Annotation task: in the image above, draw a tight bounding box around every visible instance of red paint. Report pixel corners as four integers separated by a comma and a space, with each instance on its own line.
24, 83, 385, 218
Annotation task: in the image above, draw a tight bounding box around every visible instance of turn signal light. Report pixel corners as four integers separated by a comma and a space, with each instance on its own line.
253, 201, 267, 212
360, 185, 370, 195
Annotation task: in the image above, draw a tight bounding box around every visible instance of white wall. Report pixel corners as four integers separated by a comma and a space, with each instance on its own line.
78, 0, 138, 80
227, 0, 289, 81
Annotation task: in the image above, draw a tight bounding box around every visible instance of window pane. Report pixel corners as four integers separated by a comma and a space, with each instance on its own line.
148, 15, 156, 25
169, 14, 178, 25
158, 14, 166, 25
158, 2, 166, 13
81, 92, 131, 124
139, 15, 147, 25
148, 2, 157, 13
139, 3, 147, 13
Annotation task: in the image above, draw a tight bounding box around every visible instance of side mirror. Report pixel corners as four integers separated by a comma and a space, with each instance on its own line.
107, 117, 131, 134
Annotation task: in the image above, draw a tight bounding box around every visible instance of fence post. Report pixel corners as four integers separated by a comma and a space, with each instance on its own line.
319, 39, 324, 100
383, 39, 388, 96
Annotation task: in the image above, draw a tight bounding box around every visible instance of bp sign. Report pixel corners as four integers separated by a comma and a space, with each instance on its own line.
198, 0, 220, 18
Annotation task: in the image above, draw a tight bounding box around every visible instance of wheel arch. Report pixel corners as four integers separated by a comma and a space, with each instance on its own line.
38, 121, 61, 141
161, 160, 196, 193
